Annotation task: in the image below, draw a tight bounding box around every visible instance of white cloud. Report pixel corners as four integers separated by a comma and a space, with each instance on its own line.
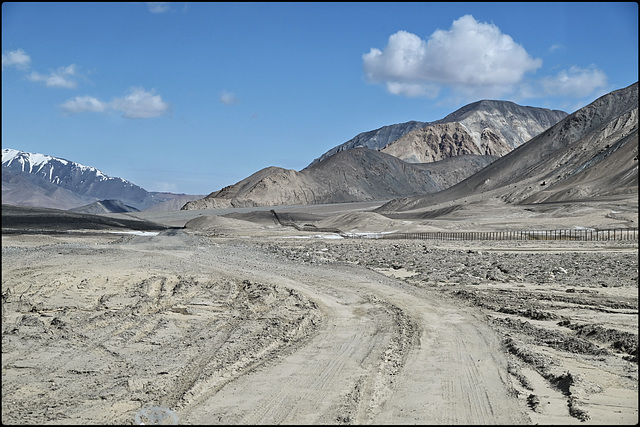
60, 96, 107, 113
111, 87, 169, 118
549, 43, 564, 52
385, 81, 440, 98
61, 87, 170, 119
27, 64, 78, 89
2, 48, 31, 70
540, 65, 608, 98
147, 2, 171, 13
219, 90, 239, 105
3, 50, 81, 89
363, 15, 542, 99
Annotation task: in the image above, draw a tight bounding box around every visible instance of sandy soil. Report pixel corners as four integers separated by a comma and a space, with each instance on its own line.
2, 200, 637, 425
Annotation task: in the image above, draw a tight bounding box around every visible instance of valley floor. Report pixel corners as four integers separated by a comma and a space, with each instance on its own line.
2, 224, 637, 425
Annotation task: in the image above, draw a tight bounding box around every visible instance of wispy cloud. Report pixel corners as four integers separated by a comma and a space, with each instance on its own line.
363, 15, 542, 99
27, 64, 78, 89
60, 87, 170, 119
219, 90, 239, 105
147, 2, 171, 13
549, 43, 564, 52
2, 48, 31, 70
4, 48, 168, 119
60, 95, 107, 113
540, 65, 608, 98
3, 48, 80, 88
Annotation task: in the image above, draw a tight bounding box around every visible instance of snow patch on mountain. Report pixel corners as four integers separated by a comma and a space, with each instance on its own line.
2, 148, 157, 210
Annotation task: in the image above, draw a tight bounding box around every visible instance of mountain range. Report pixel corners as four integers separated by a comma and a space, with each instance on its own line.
5, 83, 635, 215
1, 149, 203, 211
377, 82, 638, 215
183, 100, 567, 209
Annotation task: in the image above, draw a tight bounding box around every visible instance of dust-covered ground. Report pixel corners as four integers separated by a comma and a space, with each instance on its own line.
2, 200, 638, 425
258, 238, 638, 425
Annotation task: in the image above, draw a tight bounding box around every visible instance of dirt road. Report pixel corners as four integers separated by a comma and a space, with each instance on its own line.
3, 230, 531, 424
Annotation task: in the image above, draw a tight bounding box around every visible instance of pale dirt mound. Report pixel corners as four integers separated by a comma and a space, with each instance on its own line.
184, 215, 267, 235
315, 211, 413, 234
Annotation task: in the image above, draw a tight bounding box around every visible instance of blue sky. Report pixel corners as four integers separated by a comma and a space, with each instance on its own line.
2, 2, 638, 195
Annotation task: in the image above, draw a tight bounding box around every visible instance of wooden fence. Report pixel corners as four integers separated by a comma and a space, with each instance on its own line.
349, 228, 638, 241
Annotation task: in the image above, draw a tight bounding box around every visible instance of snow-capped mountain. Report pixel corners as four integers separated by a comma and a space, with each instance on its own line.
2, 148, 157, 210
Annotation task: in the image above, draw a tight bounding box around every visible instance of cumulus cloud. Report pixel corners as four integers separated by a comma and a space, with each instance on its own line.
27, 64, 78, 89
363, 15, 542, 99
2, 48, 31, 70
111, 87, 170, 118
219, 90, 239, 105
61, 87, 170, 119
147, 2, 171, 13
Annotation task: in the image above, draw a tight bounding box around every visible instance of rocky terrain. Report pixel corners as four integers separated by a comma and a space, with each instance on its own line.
380, 100, 567, 163
2, 200, 637, 425
380, 121, 511, 162
258, 237, 638, 424
308, 120, 431, 166
1, 84, 636, 425
309, 100, 567, 166
380, 82, 638, 214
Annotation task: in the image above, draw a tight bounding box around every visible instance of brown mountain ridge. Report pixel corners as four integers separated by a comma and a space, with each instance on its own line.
183, 100, 567, 210
377, 82, 638, 216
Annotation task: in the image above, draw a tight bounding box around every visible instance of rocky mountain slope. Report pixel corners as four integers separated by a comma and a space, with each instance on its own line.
185, 100, 567, 210
2, 167, 97, 210
309, 100, 567, 166
380, 100, 566, 163
2, 148, 157, 210
308, 120, 430, 167
377, 82, 638, 214
2, 148, 203, 211
380, 121, 511, 163
182, 149, 498, 210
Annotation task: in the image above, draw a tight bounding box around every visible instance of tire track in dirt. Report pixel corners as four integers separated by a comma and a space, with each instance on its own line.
354, 280, 529, 425
2, 231, 532, 424
178, 288, 383, 424
175, 235, 528, 424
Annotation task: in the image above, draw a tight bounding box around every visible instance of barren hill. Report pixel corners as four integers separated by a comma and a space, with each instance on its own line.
182, 149, 497, 210
377, 82, 639, 215
381, 100, 566, 164
70, 199, 140, 215
307, 120, 429, 167
185, 98, 567, 210
380, 121, 511, 163
310, 100, 566, 166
